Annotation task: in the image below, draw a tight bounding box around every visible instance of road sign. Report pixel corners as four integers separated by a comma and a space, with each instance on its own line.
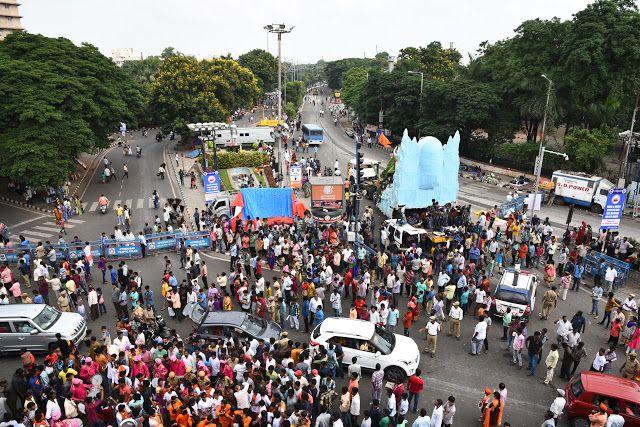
290, 165, 302, 189
600, 188, 627, 230
203, 171, 221, 202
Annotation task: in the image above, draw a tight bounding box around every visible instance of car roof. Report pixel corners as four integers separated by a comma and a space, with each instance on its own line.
320, 318, 375, 339
500, 269, 536, 290
0, 304, 46, 319
202, 311, 247, 326
581, 372, 640, 400
384, 219, 427, 235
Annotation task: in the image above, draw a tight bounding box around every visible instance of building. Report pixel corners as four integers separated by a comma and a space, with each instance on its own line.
0, 0, 23, 41
111, 48, 143, 67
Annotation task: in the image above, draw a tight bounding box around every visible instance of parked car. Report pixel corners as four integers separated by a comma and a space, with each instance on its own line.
565, 371, 640, 426
0, 304, 86, 353
184, 305, 282, 342
310, 318, 420, 382
345, 129, 355, 139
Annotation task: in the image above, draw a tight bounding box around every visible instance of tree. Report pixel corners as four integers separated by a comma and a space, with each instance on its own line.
472, 18, 569, 142
418, 79, 503, 144
324, 58, 377, 89
121, 56, 162, 86
0, 33, 144, 187
285, 81, 304, 108
341, 67, 368, 111
559, 0, 640, 130
238, 49, 278, 93
160, 46, 182, 60
395, 42, 462, 81
564, 127, 614, 172
151, 56, 259, 132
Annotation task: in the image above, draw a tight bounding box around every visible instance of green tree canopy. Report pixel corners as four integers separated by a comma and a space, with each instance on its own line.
151, 56, 260, 132
285, 81, 304, 108
325, 57, 378, 89
564, 127, 614, 172
341, 67, 369, 111
395, 42, 462, 81
121, 55, 162, 86
0, 33, 145, 187
238, 49, 278, 93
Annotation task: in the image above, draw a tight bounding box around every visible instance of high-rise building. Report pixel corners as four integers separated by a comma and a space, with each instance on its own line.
111, 48, 143, 67
0, 0, 23, 41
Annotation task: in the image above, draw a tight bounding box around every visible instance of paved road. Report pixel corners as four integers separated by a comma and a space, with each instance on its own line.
294, 95, 631, 426
0, 113, 632, 427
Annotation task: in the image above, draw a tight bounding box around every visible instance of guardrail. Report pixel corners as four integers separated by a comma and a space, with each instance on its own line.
583, 250, 632, 288
0, 231, 211, 265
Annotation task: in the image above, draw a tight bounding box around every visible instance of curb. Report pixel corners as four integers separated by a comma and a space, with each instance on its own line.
0, 196, 53, 214
166, 148, 195, 232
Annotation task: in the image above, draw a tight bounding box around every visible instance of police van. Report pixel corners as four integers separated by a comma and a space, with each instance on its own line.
491, 267, 538, 320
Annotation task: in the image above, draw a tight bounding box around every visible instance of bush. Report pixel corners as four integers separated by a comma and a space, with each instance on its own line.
209, 149, 268, 169
564, 127, 613, 173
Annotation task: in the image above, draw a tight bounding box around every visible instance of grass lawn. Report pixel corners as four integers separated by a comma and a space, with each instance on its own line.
219, 169, 233, 191
256, 171, 267, 187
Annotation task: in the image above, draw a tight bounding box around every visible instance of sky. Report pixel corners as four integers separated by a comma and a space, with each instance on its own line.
20, 0, 596, 63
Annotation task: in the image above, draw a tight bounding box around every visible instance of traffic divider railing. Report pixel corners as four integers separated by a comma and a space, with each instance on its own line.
0, 231, 213, 265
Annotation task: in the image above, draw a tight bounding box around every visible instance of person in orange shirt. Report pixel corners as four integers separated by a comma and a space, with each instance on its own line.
167, 396, 183, 422
215, 402, 233, 427
196, 415, 216, 427
482, 391, 502, 427
176, 408, 194, 427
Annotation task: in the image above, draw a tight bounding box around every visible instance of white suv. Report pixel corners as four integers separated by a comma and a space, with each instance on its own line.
310, 318, 420, 382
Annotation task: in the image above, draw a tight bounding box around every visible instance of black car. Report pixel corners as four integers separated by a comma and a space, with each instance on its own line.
184, 304, 282, 341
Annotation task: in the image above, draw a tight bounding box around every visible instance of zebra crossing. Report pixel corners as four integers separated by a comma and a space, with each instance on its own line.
84, 197, 164, 213
11, 218, 86, 243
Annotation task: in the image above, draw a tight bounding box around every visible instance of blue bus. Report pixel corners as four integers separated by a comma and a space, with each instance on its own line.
301, 124, 324, 146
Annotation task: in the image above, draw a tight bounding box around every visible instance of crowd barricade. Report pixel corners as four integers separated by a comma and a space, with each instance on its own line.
2, 231, 212, 264
583, 250, 632, 288
103, 239, 142, 260
179, 230, 212, 250
498, 195, 527, 218
146, 232, 179, 254
0, 245, 31, 265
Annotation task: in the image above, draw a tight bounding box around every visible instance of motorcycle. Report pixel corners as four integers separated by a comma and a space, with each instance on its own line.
100, 204, 107, 214
136, 149, 141, 158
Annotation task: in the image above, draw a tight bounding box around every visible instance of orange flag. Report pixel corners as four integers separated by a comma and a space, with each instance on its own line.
379, 133, 392, 148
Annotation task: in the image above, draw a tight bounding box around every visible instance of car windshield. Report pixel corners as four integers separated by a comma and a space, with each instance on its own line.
371, 326, 396, 355
570, 377, 585, 398
241, 315, 266, 336
33, 306, 61, 330
495, 289, 529, 305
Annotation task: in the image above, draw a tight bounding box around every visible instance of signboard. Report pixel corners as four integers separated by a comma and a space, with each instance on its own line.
311, 184, 344, 209
600, 188, 627, 230
182, 232, 211, 250
290, 165, 302, 189
104, 241, 141, 260
203, 171, 221, 202
147, 233, 178, 253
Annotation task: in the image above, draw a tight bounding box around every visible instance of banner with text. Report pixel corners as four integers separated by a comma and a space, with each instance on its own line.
203, 171, 221, 202
600, 188, 627, 230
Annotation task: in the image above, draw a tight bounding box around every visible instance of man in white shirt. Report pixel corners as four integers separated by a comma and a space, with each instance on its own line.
549, 388, 566, 420
592, 348, 607, 372
555, 316, 573, 343
448, 301, 464, 339
470, 316, 488, 355
421, 316, 441, 358
430, 399, 444, 427
411, 408, 431, 427
604, 266, 618, 292
622, 294, 638, 319
233, 382, 251, 409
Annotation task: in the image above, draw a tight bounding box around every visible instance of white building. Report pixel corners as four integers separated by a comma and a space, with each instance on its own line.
111, 48, 142, 66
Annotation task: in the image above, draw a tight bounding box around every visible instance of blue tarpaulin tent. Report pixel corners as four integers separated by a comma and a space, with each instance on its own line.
239, 188, 293, 219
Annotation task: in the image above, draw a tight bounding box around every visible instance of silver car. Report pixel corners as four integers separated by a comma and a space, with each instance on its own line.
0, 304, 87, 353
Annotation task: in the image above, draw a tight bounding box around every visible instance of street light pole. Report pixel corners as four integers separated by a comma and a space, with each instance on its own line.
530, 74, 553, 220
265, 24, 294, 187
408, 71, 424, 139
621, 92, 639, 185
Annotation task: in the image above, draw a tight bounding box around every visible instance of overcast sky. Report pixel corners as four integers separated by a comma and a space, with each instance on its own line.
21, 0, 595, 63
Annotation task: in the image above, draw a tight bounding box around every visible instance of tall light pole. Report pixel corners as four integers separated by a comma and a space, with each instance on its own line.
265, 23, 294, 186
530, 74, 553, 219
408, 71, 424, 139
620, 92, 639, 185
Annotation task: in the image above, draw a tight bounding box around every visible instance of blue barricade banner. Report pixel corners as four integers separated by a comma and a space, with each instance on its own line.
104, 240, 142, 260
0, 247, 26, 264
583, 250, 631, 287
182, 231, 211, 250
146, 232, 178, 253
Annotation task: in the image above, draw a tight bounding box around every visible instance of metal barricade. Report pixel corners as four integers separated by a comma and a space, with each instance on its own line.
498, 195, 527, 218
0, 245, 32, 265
583, 250, 631, 288
146, 232, 178, 254
179, 231, 211, 250
103, 239, 142, 260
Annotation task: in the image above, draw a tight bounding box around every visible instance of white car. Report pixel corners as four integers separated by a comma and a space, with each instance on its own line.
310, 318, 420, 382
491, 268, 538, 320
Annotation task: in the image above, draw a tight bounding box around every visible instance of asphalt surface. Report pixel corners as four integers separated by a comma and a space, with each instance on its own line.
0, 112, 633, 426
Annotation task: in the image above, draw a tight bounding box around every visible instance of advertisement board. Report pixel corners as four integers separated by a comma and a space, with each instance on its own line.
311, 184, 344, 209
290, 165, 302, 189
203, 171, 221, 202
183, 231, 211, 250
600, 188, 627, 230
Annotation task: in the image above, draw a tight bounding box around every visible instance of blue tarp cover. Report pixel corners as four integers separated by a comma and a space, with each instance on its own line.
240, 188, 293, 219
185, 149, 201, 158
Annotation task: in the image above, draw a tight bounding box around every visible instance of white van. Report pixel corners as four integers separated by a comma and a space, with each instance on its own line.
491, 268, 538, 320
383, 219, 429, 251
